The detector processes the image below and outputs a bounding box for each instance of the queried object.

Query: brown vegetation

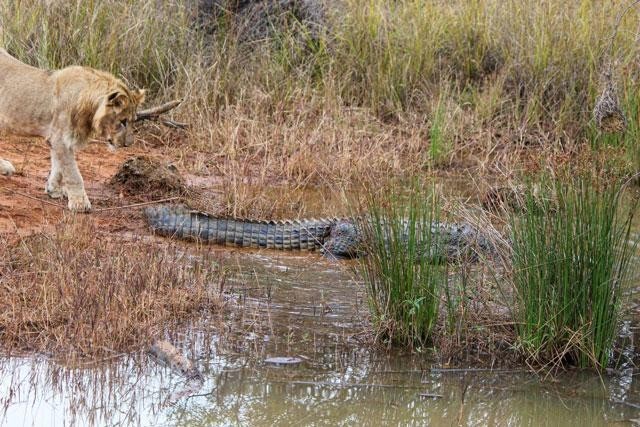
[0,217,222,360]
[1,0,637,214]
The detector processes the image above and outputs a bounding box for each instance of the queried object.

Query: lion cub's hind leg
[0,158,15,176]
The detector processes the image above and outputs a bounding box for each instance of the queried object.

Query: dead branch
[135,99,188,129]
[8,189,65,209]
[158,118,189,129]
[136,99,182,119]
[94,197,181,212]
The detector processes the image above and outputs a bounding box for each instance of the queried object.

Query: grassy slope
[1,0,638,198]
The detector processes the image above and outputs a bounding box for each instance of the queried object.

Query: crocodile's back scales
[145,204,496,260]
[145,205,336,251]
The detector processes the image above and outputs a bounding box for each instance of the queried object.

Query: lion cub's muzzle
[122,132,135,147]
[108,120,135,149]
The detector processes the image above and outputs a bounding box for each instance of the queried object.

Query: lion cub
[0,48,145,212]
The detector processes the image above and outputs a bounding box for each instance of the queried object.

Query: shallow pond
[1,247,639,426]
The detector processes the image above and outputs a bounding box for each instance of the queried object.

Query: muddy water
[1,248,639,427]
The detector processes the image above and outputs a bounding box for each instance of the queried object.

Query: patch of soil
[0,134,215,240]
[110,155,187,197]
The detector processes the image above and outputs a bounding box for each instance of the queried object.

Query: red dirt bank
[0,134,162,239]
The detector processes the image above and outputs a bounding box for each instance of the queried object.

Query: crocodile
[144,204,495,261]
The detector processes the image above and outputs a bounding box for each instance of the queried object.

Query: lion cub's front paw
[67,194,92,213]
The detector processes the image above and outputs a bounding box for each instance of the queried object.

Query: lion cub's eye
[119,119,128,128]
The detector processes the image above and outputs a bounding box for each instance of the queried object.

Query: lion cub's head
[94,88,146,149]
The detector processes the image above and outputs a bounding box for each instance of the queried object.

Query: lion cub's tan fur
[0,48,145,212]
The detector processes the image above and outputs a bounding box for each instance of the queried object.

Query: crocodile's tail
[144,204,336,251]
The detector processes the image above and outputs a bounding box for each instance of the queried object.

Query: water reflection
[1,248,639,426]
[168,352,640,426]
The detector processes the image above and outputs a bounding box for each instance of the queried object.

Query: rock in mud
[264,356,304,366]
[111,156,187,197]
[149,339,204,382]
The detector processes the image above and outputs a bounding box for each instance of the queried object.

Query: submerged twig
[149,340,203,382]
[373,368,527,374]
[429,367,526,374]
[272,380,426,389]
[271,381,424,389]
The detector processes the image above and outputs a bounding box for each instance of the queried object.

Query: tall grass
[359,186,446,348]
[333,1,640,132]
[509,177,637,368]
[0,0,195,93]
[2,1,640,207]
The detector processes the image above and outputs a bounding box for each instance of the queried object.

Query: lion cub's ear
[135,89,146,105]
[106,90,128,109]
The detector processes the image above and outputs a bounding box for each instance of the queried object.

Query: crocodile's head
[320,220,363,259]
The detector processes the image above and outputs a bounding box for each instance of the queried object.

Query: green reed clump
[509,177,637,368]
[360,186,447,348]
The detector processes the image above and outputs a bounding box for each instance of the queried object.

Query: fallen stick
[419,393,444,399]
[8,190,177,212]
[135,99,188,129]
[94,197,180,212]
[137,100,183,118]
[613,399,640,410]
[158,118,189,129]
[8,190,65,209]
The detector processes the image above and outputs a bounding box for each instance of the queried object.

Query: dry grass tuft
[0,217,222,360]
